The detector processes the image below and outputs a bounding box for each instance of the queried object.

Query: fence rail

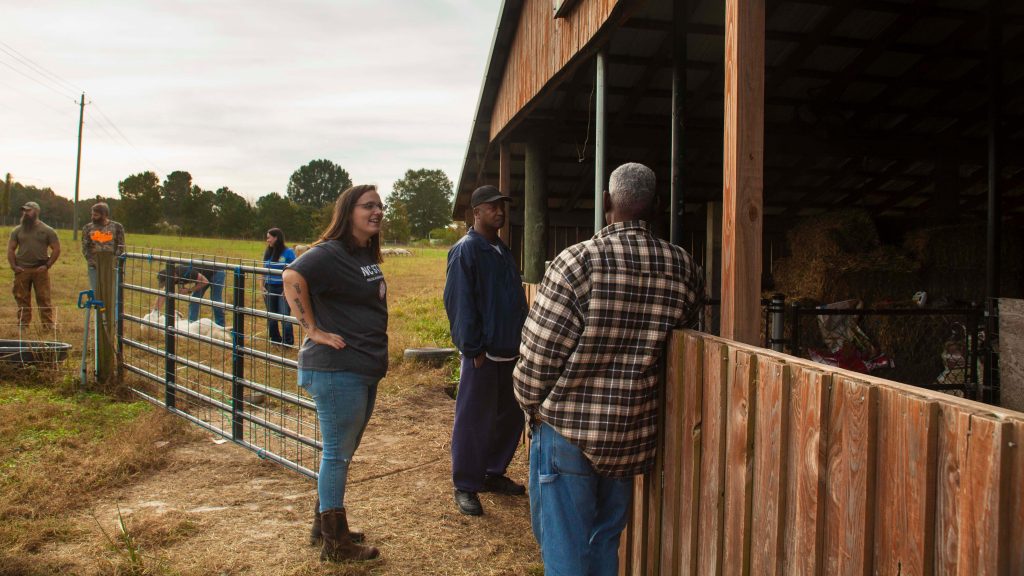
[117,250,320,479]
[619,330,1024,575]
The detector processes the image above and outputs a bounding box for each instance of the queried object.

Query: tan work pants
[12,268,54,330]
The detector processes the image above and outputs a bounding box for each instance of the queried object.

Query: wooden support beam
[721,0,765,345]
[499,141,511,243]
[670,0,687,246]
[595,51,607,233]
[524,137,548,283]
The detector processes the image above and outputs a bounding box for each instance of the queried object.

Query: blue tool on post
[77,290,105,390]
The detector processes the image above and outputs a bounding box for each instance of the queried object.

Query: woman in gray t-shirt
[283,184,387,563]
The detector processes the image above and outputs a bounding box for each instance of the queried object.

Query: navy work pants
[451,356,524,492]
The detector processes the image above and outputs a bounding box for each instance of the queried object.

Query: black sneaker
[481,474,526,496]
[454,489,483,516]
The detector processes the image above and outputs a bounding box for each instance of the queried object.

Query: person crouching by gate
[282,184,386,562]
[262,228,296,346]
[443,185,528,517]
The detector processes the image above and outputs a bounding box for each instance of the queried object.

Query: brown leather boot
[319,508,379,562]
[311,499,364,545]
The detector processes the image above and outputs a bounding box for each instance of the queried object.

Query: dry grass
[1,235,543,574]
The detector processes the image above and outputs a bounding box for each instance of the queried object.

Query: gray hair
[608,163,656,213]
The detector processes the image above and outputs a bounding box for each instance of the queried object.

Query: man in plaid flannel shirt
[513,162,704,576]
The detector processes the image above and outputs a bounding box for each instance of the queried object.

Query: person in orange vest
[81,202,125,291]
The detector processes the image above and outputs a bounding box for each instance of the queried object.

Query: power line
[0,40,83,96]
[90,101,165,175]
[0,55,78,103]
[0,84,77,136]
[84,109,121,142]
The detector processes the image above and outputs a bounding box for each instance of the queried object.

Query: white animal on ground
[382,248,412,256]
[139,309,181,338]
[139,309,230,341]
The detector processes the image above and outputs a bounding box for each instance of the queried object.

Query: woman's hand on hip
[307,327,346,350]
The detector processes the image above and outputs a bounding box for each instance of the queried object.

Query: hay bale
[773,246,920,305]
[785,209,880,261]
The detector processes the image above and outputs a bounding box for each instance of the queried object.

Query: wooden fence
[620,330,1024,576]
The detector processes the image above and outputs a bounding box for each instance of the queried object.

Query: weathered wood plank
[631,474,649,576]
[491,0,626,140]
[645,460,661,575]
[873,388,939,576]
[750,357,790,575]
[677,332,704,576]
[824,376,878,576]
[660,333,686,576]
[934,403,968,575]
[781,366,829,575]
[723,348,757,576]
[620,503,633,576]
[1008,419,1024,576]
[955,413,1011,575]
[697,340,728,575]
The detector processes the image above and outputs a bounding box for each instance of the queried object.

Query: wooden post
[670,0,688,245]
[95,251,116,384]
[595,51,607,233]
[985,0,1002,404]
[499,141,512,243]
[524,137,548,283]
[721,0,765,345]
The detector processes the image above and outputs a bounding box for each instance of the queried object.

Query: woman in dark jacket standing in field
[282,184,387,562]
[262,228,296,346]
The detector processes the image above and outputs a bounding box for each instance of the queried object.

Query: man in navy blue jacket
[444,185,529,516]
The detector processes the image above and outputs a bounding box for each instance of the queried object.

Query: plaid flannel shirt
[513,220,705,477]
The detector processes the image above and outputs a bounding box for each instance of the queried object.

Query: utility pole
[73,92,85,241]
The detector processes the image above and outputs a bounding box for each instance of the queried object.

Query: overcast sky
[0,1,499,203]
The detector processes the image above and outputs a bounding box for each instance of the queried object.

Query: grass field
[0,229,539,576]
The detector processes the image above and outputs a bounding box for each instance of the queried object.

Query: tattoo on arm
[299,319,310,329]
[292,283,301,295]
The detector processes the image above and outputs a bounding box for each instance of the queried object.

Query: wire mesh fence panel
[119,248,320,478]
[0,306,69,365]
[787,304,984,398]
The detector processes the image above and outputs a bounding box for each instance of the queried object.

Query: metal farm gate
[117,251,321,478]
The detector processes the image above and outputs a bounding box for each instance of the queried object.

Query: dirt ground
[34,384,541,575]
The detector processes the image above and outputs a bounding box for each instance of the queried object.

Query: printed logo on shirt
[90,230,114,243]
[361,264,384,282]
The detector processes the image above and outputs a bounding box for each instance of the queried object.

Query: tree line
[2,160,459,244]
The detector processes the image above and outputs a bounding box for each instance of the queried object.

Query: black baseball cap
[470,185,511,208]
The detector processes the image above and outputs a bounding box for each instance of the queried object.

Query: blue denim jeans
[189,270,225,326]
[299,369,379,512]
[263,283,293,345]
[529,422,633,576]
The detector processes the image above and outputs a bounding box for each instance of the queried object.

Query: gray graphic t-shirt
[288,240,388,377]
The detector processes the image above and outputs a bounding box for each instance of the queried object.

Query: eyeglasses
[357,202,386,211]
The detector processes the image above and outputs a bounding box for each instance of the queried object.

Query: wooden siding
[489,0,622,141]
[620,330,1024,576]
